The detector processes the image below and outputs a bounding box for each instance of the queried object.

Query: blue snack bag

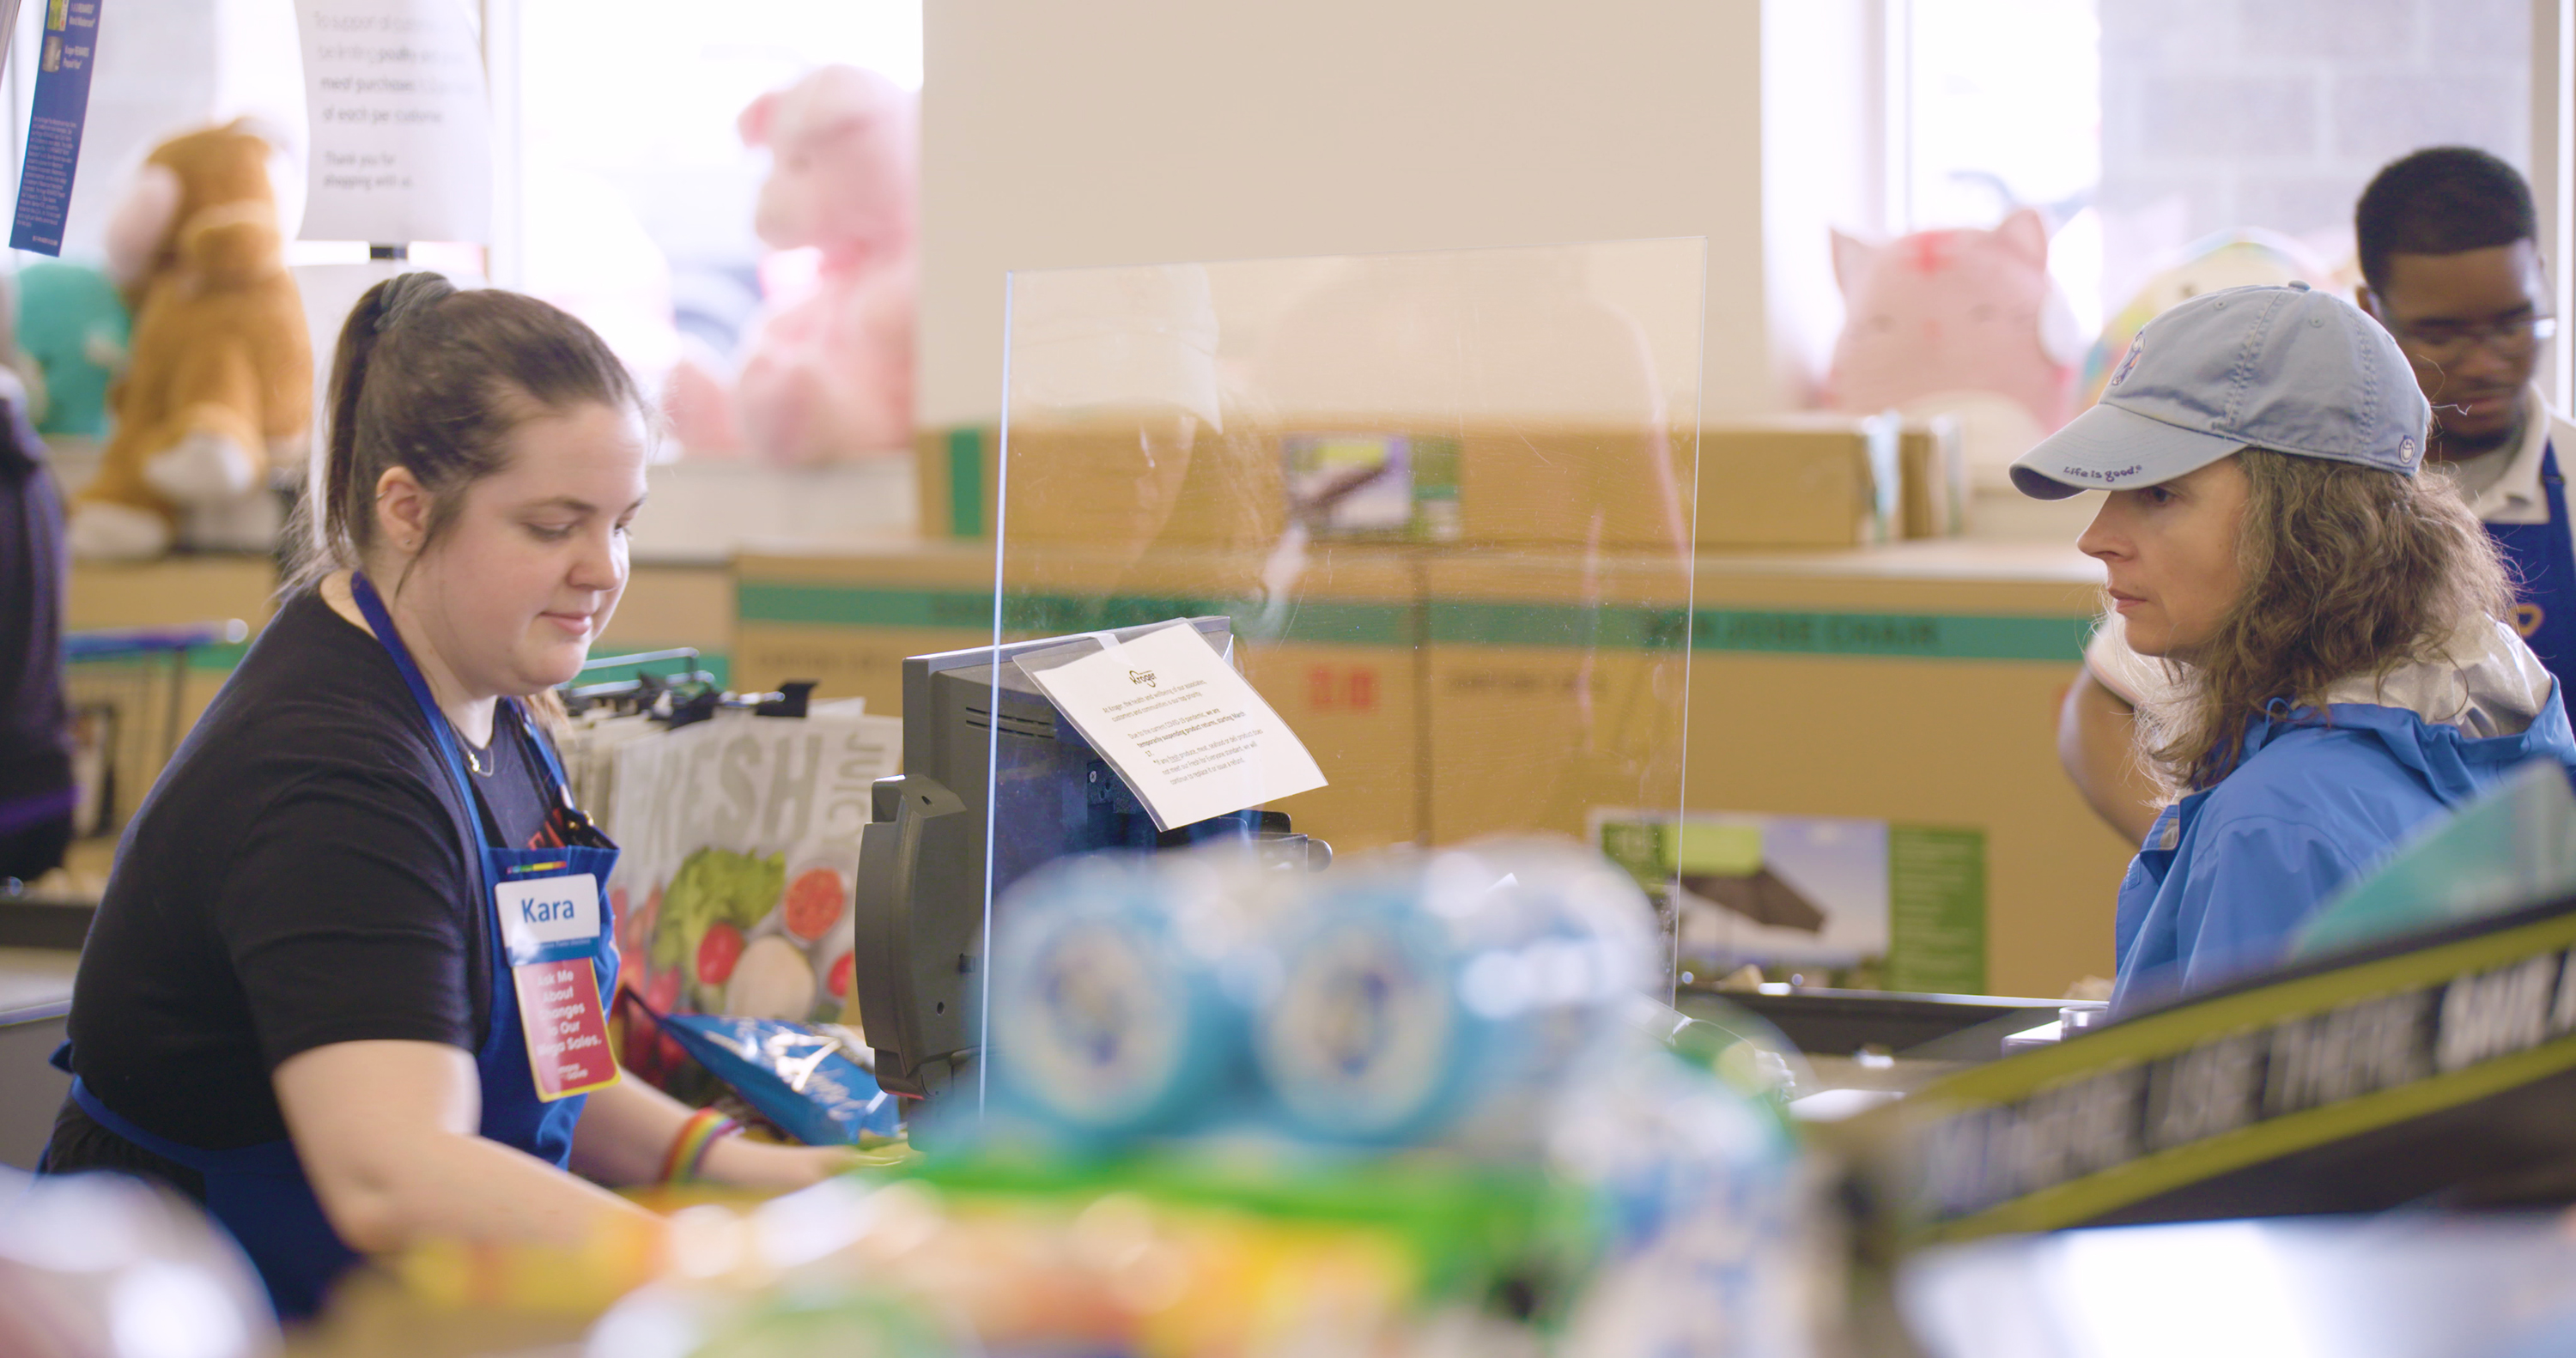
[658,1015,902,1144]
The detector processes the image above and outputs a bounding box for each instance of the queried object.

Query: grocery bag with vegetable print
[598,706,901,1086]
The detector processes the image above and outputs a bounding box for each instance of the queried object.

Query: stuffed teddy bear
[663,64,914,464]
[67,119,311,560]
[1825,208,2086,487]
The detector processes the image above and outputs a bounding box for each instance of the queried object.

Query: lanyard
[349,571,621,1103]
[347,571,606,848]
[349,571,516,848]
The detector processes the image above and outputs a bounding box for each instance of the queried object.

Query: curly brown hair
[2137,448,2511,791]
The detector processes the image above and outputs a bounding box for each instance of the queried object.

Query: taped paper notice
[1022,622,1326,833]
[296,0,491,242]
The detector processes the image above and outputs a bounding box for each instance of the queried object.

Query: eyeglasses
[2382,311,2559,364]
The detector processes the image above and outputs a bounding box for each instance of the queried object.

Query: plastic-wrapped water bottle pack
[988,837,1668,1154]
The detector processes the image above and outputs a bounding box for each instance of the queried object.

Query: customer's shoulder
[2202,721,2439,827]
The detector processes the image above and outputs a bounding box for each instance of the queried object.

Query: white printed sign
[1022,623,1327,833]
[295,0,491,242]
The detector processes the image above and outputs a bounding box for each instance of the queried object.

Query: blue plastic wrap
[659,1015,902,1145]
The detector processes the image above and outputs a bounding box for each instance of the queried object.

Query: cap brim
[2008,401,2250,500]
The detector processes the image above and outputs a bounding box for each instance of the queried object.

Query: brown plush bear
[67,119,312,559]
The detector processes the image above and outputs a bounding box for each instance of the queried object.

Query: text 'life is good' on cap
[2008,282,2429,500]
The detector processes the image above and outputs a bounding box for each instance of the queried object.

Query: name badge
[495,868,618,1101]
[498,870,602,966]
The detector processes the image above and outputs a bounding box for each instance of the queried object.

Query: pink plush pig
[666,64,916,464]
[1825,208,2077,434]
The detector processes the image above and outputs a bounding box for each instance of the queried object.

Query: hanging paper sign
[9,0,104,255]
[294,0,490,243]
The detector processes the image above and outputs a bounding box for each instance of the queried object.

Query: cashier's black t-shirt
[46,585,562,1193]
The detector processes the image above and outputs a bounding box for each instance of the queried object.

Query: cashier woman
[2008,282,2576,1010]
[38,275,849,1318]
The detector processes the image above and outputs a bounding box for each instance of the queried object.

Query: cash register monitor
[850,615,1255,1100]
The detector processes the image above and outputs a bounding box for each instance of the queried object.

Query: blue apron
[56,573,620,1320]
[2492,441,2576,701]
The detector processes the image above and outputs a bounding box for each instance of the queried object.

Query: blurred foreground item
[0,1165,279,1358]
[1838,887,2576,1247]
[1901,1215,2576,1358]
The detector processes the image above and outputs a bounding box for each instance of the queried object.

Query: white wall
[919,0,1770,428]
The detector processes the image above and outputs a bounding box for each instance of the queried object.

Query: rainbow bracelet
[659,1108,741,1185]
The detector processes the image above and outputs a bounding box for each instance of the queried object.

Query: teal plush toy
[16,261,129,439]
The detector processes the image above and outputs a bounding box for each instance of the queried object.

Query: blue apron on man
[52,573,620,1319]
[2489,442,2576,701]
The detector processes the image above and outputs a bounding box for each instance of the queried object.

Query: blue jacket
[2111,688,2576,1011]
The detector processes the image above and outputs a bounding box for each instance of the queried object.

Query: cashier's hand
[698,1136,866,1191]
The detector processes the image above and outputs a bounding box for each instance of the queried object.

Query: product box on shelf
[1683,541,2120,996]
[1418,549,1695,846]
[920,417,1692,555]
[1693,415,1902,550]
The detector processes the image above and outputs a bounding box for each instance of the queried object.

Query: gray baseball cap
[2009,282,2428,500]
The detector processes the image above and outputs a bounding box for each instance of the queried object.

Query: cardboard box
[733,544,999,713]
[963,413,1961,554]
[731,541,1425,853]
[922,417,1694,555]
[1420,551,1695,844]
[755,530,2129,995]
[1693,415,1893,549]
[593,561,736,685]
[1423,541,2129,997]
[67,553,280,632]
[1686,542,2124,996]
[1899,415,1966,540]
[60,555,741,834]
[914,426,995,539]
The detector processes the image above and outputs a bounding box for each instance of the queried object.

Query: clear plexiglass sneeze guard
[957,239,1707,1129]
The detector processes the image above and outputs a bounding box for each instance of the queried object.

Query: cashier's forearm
[570,1075,855,1191]
[274,1040,655,1256]
[340,1125,653,1254]
[568,1075,701,1185]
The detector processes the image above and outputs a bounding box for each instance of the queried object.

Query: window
[1908,0,2530,326]
[512,0,921,399]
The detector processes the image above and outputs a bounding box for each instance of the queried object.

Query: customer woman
[2010,282,2576,1011]
[41,274,848,1319]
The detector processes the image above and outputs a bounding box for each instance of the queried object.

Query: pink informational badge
[496,869,621,1101]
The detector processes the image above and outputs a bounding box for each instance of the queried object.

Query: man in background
[2062,147,2569,845]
